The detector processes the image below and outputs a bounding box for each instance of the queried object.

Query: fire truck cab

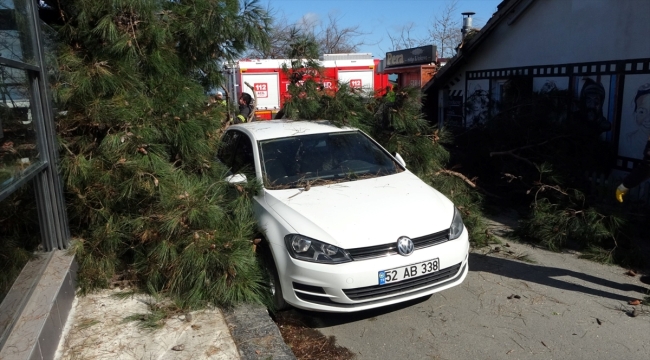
[225,54,389,120]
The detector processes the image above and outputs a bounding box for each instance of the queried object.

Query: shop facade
[379,45,439,89]
[424,0,650,199]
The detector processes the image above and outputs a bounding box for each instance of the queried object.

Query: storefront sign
[385,45,436,68]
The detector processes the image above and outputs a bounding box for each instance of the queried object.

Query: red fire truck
[225,53,390,120]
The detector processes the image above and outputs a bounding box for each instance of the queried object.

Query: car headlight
[449,207,465,240]
[284,234,352,264]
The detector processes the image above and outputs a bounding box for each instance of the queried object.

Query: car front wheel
[268,259,289,311]
[258,242,290,312]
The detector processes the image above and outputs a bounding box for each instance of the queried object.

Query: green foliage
[429,173,490,246]
[517,194,645,267]
[517,195,623,251]
[284,27,320,60]
[45,0,272,308]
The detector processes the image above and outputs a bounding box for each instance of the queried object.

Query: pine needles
[49,0,273,308]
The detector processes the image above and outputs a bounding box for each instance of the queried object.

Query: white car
[217,120,469,312]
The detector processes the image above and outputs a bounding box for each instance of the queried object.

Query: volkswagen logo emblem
[396,236,414,256]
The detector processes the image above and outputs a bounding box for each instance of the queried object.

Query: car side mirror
[226,173,247,184]
[394,153,406,168]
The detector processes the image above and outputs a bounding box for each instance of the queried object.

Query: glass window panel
[0,0,35,64]
[41,21,58,99]
[1,64,40,191]
[0,184,42,344]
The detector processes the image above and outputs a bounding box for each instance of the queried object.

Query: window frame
[0,0,69,251]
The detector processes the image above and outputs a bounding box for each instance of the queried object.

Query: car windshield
[259,131,401,189]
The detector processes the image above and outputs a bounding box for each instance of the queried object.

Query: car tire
[268,258,290,312]
[258,243,290,312]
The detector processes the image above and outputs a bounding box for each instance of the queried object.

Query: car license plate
[378,258,440,285]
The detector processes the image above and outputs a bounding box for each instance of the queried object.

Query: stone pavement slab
[55,289,240,360]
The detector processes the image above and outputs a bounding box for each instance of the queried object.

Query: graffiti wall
[455,59,650,172]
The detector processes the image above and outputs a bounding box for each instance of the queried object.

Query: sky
[260,0,503,58]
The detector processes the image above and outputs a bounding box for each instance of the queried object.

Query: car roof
[228,120,356,141]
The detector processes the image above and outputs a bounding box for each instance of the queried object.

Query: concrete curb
[224,304,296,360]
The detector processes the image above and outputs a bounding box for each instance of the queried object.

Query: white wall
[466,0,650,71]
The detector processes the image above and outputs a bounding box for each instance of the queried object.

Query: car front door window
[230,132,255,176]
[218,130,255,176]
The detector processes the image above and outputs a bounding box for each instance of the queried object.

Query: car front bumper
[272,229,470,312]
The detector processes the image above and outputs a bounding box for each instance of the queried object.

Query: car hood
[263,171,455,249]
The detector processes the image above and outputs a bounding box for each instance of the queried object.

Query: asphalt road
[284,242,650,360]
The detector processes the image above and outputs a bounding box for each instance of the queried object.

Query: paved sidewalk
[55,289,295,360]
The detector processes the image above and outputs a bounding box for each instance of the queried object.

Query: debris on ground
[273,311,355,360]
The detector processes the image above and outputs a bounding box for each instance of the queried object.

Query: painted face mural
[619,81,650,159]
[634,89,650,131]
[465,89,490,126]
[539,80,558,94]
[580,79,605,123]
[576,78,611,134]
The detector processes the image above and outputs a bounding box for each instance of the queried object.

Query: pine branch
[489,135,570,168]
[435,169,477,187]
[435,169,500,198]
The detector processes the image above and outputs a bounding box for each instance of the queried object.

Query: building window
[0,0,36,64]
[1,65,41,190]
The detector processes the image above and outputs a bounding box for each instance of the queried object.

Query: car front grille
[342,262,462,301]
[346,229,450,260]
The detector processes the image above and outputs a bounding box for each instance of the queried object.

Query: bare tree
[317,13,367,54]
[386,22,426,51]
[247,10,370,58]
[427,0,463,58]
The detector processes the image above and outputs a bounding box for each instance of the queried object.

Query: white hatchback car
[217,120,469,312]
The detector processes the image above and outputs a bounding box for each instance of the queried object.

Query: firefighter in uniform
[215,91,226,106]
[616,135,650,202]
[236,93,253,124]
